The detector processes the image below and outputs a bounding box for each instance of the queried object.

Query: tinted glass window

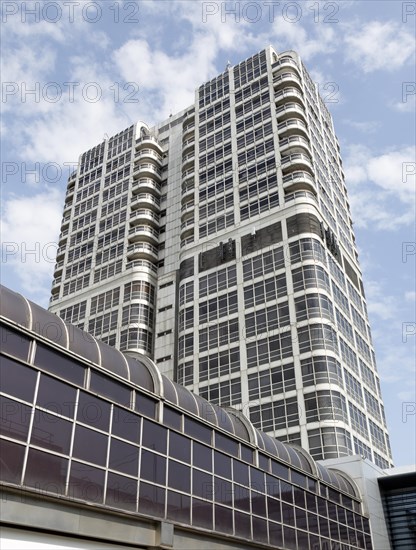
[240,444,254,464]
[193,441,212,471]
[90,371,131,405]
[235,510,251,539]
[139,481,165,517]
[109,438,139,476]
[140,449,166,485]
[250,467,265,493]
[233,459,249,486]
[0,355,37,403]
[31,410,73,454]
[163,406,182,430]
[184,416,212,444]
[0,325,31,361]
[25,449,68,494]
[214,451,231,479]
[193,469,213,500]
[0,395,31,442]
[167,491,190,523]
[135,391,157,418]
[215,504,233,534]
[77,391,111,432]
[106,471,137,511]
[192,498,213,530]
[142,418,167,454]
[169,431,191,463]
[37,374,76,418]
[0,438,25,483]
[73,425,108,466]
[69,461,105,503]
[214,477,232,505]
[34,343,85,385]
[112,406,140,443]
[168,460,190,493]
[215,432,239,456]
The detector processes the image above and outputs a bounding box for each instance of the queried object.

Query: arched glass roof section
[0,283,360,500]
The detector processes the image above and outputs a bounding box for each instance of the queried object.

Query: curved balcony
[182,138,195,155]
[279,135,311,155]
[61,214,71,228]
[180,218,195,239]
[127,242,159,262]
[65,184,75,198]
[180,236,195,249]
[276,102,307,123]
[182,152,195,171]
[131,193,160,212]
[275,87,305,107]
[128,225,159,244]
[285,190,318,205]
[135,136,163,154]
[132,177,161,196]
[183,110,195,126]
[182,124,195,140]
[51,276,62,290]
[58,229,69,244]
[126,259,158,275]
[130,208,159,227]
[133,162,162,181]
[181,200,195,223]
[63,201,72,213]
[181,183,194,203]
[277,118,309,138]
[135,148,163,163]
[53,260,64,276]
[273,71,302,91]
[182,168,194,184]
[282,170,317,194]
[272,56,301,74]
[55,246,66,260]
[281,153,314,175]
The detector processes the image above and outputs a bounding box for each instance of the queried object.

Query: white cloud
[405,291,416,302]
[345,144,416,229]
[342,119,381,134]
[0,189,63,302]
[344,21,415,72]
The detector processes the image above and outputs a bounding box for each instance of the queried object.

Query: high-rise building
[49,47,393,468]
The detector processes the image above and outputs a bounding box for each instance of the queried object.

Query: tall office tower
[50,47,393,467]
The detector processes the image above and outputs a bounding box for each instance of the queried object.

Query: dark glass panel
[72,425,108,466]
[234,510,251,539]
[250,467,265,493]
[283,525,297,549]
[168,460,190,493]
[0,438,25,483]
[193,469,213,500]
[258,453,269,472]
[140,449,166,485]
[0,395,31,441]
[214,477,233,505]
[37,374,76,418]
[318,496,328,516]
[142,418,167,454]
[309,534,320,548]
[163,406,182,430]
[281,501,294,525]
[330,520,340,539]
[269,521,283,546]
[0,325,31,361]
[295,507,307,530]
[305,490,317,512]
[233,459,249,486]
[69,461,105,503]
[106,471,137,511]
[184,416,212,444]
[266,475,280,498]
[215,432,239,456]
[252,516,268,544]
[291,470,307,488]
[271,460,289,480]
[192,498,213,529]
[308,512,319,534]
[138,481,165,517]
[24,448,68,494]
[31,410,72,455]
[297,529,309,549]
[77,391,111,432]
[214,450,231,478]
[267,497,281,522]
[240,444,253,464]
[277,479,292,502]
[112,406,140,443]
[167,490,191,523]
[193,441,212,471]
[215,504,233,534]
[34,343,85,385]
[169,431,191,463]
[234,484,250,512]
[135,391,157,419]
[0,355,36,402]
[294,485,306,508]
[251,490,266,517]
[109,438,139,476]
[90,371,130,406]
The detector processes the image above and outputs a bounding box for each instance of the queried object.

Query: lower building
[1,284,373,549]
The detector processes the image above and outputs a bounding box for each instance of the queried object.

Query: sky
[1,0,415,467]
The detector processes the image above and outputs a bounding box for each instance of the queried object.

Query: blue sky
[1,0,415,466]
